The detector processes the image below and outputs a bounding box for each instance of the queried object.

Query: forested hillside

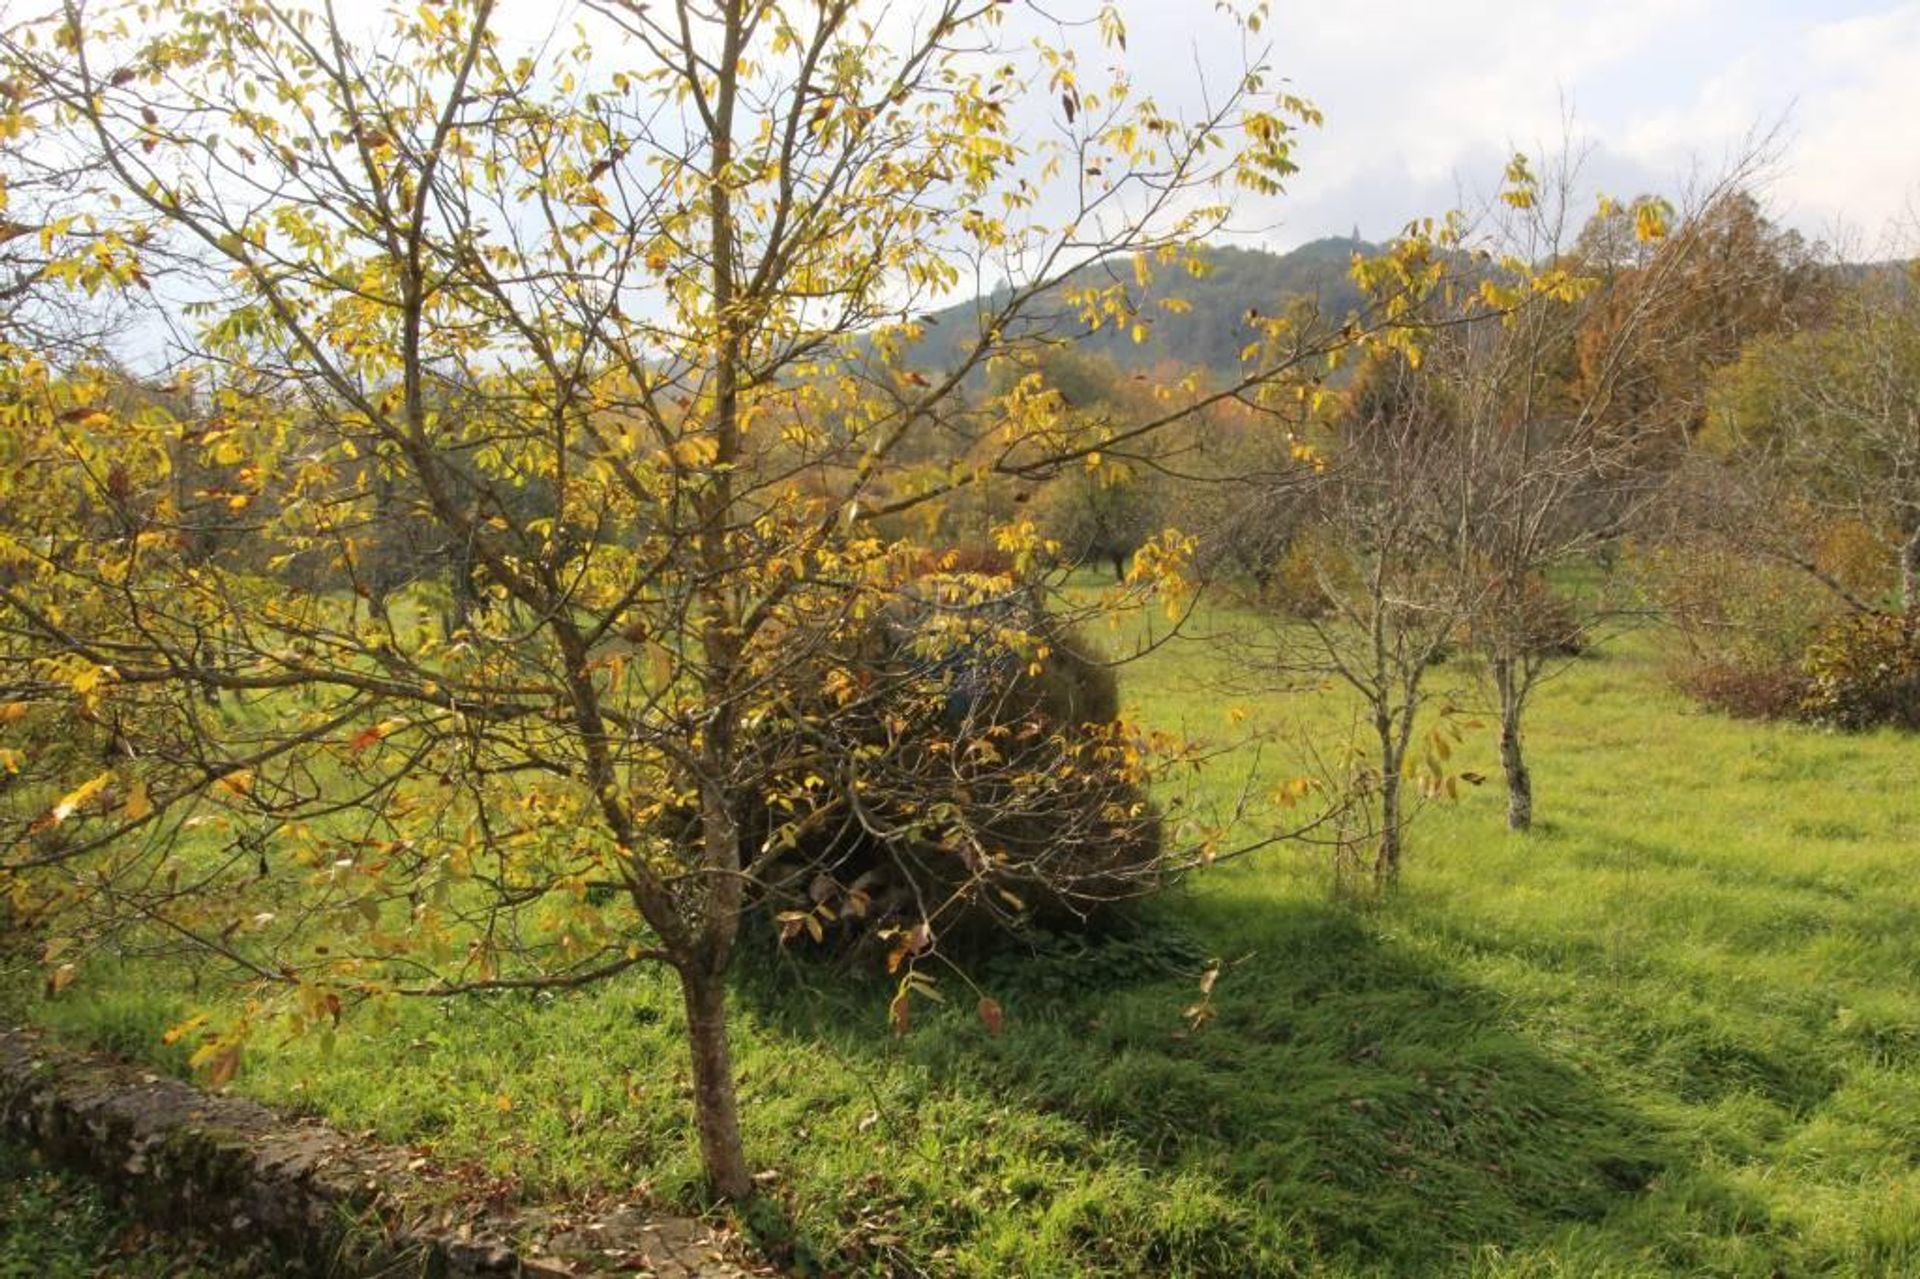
[915,238,1375,379]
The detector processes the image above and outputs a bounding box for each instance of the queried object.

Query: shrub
[1265,535,1336,619]
[909,544,1015,578]
[1513,576,1588,658]
[1800,611,1920,731]
[1672,659,1812,721]
[1632,540,1837,719]
[662,578,1167,960]
[1246,527,1361,620]
[1636,541,1834,669]
[1468,574,1588,662]
[795,591,1163,949]
[1815,517,1902,606]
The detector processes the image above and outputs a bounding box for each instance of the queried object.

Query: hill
[916,237,1377,381]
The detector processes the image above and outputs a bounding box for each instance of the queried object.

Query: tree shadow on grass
[733,895,1694,1276]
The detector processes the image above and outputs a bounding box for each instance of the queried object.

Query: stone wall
[0,1025,748,1277]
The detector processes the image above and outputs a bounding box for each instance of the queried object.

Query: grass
[11,594,1920,1275]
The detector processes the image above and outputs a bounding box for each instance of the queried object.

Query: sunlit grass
[13,587,1920,1275]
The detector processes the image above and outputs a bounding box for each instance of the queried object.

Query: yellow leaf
[1634,202,1668,243]
[162,1013,210,1046]
[70,665,113,697]
[34,771,112,830]
[888,989,911,1036]
[201,1045,242,1089]
[122,779,154,821]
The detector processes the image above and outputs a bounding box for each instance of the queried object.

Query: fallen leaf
[45,963,76,996]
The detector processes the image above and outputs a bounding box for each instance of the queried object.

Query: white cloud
[1781,5,1920,247]
[291,0,1920,252]
[1102,0,1920,251]
[1613,4,1920,245]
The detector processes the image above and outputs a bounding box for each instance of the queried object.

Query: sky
[476,1,1920,259]
[1121,0,1920,256]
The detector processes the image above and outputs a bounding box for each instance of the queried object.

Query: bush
[662,577,1167,960]
[1815,517,1902,605]
[1632,540,1837,719]
[909,544,1015,578]
[1637,541,1833,668]
[1672,659,1812,721]
[797,590,1164,949]
[1264,535,1336,619]
[1800,611,1920,731]
[1513,576,1588,658]
[1467,574,1588,662]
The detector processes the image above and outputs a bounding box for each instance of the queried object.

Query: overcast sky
[477,1,1920,256]
[1136,0,1920,255]
[188,0,1920,264]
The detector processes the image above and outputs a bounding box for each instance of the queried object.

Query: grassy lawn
[11,595,1920,1276]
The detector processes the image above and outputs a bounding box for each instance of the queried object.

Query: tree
[1571,186,1830,452]
[1001,350,1165,578]
[1240,346,1479,882]
[1435,160,1608,833]
[1231,150,1799,854]
[1400,152,1802,832]
[0,0,1411,1200]
[1704,266,1920,616]
[1035,461,1162,578]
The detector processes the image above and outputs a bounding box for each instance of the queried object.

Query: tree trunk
[1375,716,1403,882]
[1494,658,1533,832]
[1902,524,1920,617]
[1375,767,1402,881]
[679,969,753,1203]
[1499,712,1532,833]
[443,539,476,641]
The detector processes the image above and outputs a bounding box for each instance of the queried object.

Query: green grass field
[12,597,1920,1276]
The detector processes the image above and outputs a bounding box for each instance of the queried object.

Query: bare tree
[1436,145,1799,830]
[1239,350,1480,881]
